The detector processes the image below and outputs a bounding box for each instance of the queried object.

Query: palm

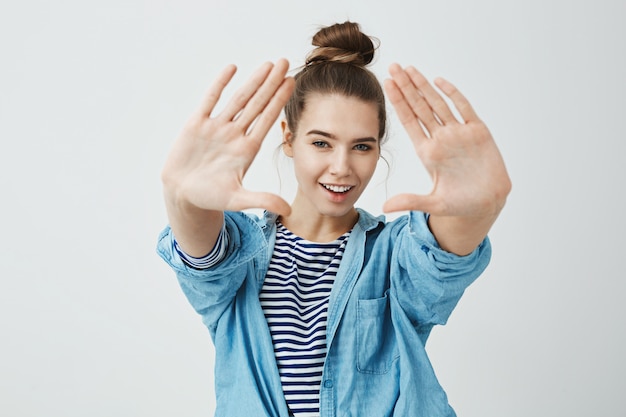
[383,64,510,217]
[162,60,295,215]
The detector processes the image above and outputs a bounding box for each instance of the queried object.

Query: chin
[317,204,357,219]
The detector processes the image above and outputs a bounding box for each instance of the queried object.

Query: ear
[281,120,294,158]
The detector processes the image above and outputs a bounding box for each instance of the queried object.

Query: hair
[284,21,387,143]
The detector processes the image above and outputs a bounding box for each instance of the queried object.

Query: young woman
[157,21,511,417]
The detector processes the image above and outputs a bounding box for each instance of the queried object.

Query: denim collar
[262,208,384,233]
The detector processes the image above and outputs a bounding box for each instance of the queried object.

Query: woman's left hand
[383,64,511,254]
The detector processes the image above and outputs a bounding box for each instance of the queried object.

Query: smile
[321,184,353,193]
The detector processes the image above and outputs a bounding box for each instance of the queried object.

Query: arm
[156,212,269,334]
[161,60,294,257]
[383,64,511,255]
[390,211,492,332]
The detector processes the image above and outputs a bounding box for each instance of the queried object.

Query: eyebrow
[306,129,378,143]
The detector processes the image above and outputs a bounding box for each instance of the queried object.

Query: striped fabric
[174,226,229,269]
[260,223,350,417]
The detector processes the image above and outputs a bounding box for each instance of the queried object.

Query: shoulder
[354,208,387,232]
[223,210,276,234]
[355,208,424,238]
[222,210,277,248]
[356,209,490,259]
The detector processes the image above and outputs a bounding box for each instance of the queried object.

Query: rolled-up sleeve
[391,211,491,329]
[156,212,267,334]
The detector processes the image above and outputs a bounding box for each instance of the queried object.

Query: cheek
[293,155,323,182]
[359,157,379,180]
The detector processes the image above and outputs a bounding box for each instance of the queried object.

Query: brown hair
[284,21,387,142]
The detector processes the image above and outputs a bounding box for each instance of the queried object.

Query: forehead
[297,93,380,139]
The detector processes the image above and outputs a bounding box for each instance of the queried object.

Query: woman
[157,21,511,417]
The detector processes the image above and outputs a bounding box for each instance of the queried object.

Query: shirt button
[323,379,333,388]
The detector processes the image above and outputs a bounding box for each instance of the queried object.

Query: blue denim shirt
[156,209,491,417]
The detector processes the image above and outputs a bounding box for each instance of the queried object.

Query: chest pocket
[356,293,399,374]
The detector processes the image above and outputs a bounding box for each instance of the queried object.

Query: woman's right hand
[161,60,294,256]
[162,59,294,215]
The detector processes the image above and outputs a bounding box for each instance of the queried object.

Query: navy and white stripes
[174,226,229,269]
[260,223,349,417]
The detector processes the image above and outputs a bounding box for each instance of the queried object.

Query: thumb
[231,190,292,217]
[382,193,440,214]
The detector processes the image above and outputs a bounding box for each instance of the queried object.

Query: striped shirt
[175,221,350,417]
[260,223,350,417]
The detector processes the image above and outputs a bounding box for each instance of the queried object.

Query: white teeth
[323,184,352,193]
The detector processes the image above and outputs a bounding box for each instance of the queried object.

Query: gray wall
[1,0,624,415]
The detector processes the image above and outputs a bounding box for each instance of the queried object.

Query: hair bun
[306,21,377,67]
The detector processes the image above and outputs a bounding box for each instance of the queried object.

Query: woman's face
[283,93,380,219]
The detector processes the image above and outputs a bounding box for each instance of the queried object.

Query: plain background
[1,0,625,415]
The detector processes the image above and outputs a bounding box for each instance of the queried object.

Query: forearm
[164,190,224,258]
[428,172,510,256]
[428,211,500,256]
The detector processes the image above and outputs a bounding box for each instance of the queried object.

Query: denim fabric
[156,209,491,417]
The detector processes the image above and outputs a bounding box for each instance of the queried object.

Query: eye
[354,143,372,151]
[312,140,329,148]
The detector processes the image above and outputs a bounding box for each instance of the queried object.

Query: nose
[328,149,351,177]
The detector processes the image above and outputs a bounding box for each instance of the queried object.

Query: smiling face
[282,93,381,226]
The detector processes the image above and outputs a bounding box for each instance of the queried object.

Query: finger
[383,78,428,142]
[388,63,440,134]
[218,61,275,121]
[405,66,457,125]
[434,77,480,123]
[231,190,292,217]
[235,58,291,131]
[382,193,444,214]
[247,77,295,143]
[198,64,237,117]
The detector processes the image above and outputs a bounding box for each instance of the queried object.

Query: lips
[321,183,353,193]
